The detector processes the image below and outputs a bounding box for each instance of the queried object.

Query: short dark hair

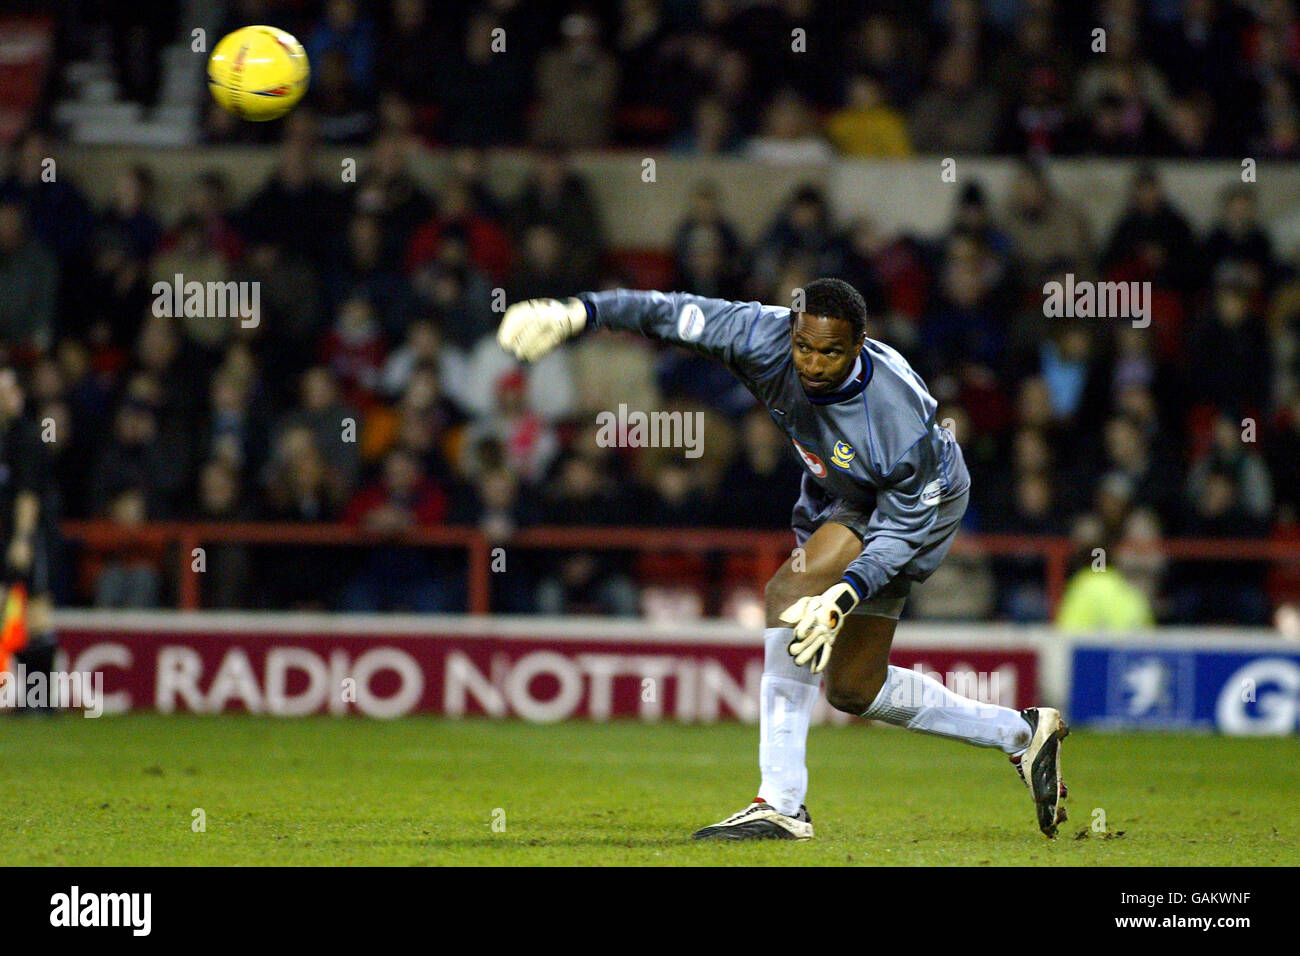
[796,277,868,342]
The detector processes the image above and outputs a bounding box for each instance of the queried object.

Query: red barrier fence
[57,521,1300,614]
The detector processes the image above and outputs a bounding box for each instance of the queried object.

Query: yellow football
[207,25,310,122]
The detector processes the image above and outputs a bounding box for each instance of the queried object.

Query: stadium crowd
[2,0,1298,624]
[69,0,1300,160]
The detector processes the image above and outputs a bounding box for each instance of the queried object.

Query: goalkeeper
[499,280,1070,839]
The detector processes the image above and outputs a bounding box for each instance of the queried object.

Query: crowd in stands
[54,0,1300,158]
[111,0,1300,161]
[3,0,1298,623]
[4,118,1299,623]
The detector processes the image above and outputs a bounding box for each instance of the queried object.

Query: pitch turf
[2,714,1296,866]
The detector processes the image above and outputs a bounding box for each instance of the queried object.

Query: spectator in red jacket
[343,446,446,530]
[404,178,513,282]
[318,296,388,409]
[340,447,457,611]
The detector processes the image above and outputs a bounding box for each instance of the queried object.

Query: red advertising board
[54,618,1039,721]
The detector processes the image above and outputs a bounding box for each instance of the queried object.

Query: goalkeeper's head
[789,278,869,396]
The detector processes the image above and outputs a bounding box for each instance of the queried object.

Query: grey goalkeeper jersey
[577,289,970,602]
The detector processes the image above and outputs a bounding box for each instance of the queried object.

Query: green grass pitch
[3,714,1297,866]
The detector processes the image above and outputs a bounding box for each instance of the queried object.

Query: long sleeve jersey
[578,289,970,601]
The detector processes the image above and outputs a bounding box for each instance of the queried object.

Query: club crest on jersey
[830,441,855,470]
[791,438,827,477]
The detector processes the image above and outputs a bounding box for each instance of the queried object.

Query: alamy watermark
[50,886,150,936]
[0,665,104,717]
[594,403,704,459]
[886,665,1008,716]
[1042,275,1150,328]
[152,273,260,327]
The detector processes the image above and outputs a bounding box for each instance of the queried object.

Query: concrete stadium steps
[54,0,207,147]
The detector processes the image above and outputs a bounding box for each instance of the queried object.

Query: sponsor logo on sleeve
[921,479,943,506]
[678,303,706,341]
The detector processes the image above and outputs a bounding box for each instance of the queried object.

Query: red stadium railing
[57,521,1300,614]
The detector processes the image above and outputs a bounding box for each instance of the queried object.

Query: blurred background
[2,0,1299,637]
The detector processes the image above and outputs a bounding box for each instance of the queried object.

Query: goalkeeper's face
[790,313,862,394]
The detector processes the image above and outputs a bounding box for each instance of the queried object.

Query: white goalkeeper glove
[780,581,859,674]
[497,297,588,362]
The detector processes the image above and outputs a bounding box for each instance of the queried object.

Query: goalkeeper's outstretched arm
[498,290,788,383]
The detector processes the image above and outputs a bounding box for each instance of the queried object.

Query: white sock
[756,626,820,815]
[862,664,1031,754]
